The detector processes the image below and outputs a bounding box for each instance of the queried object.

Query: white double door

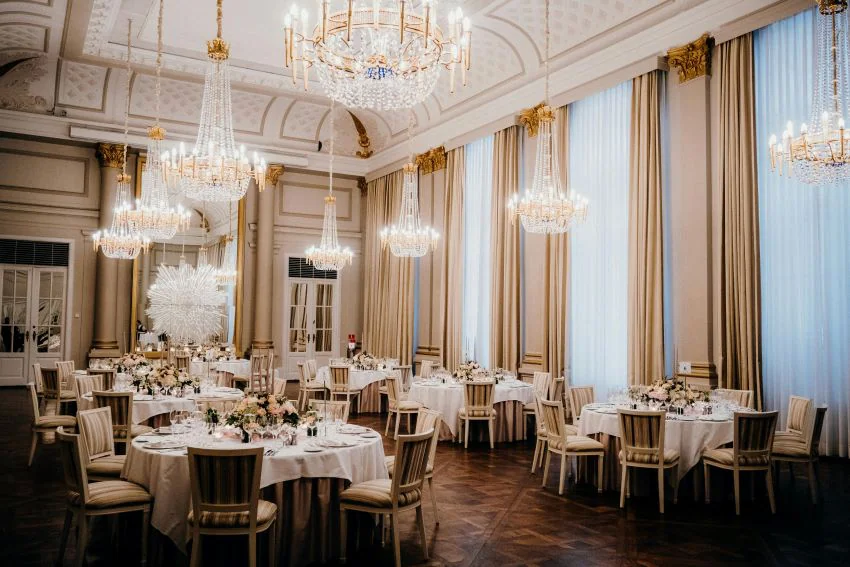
[284,279,340,381]
[0,266,68,385]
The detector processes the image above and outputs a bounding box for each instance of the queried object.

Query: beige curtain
[627,70,665,385]
[362,170,414,364]
[440,147,464,371]
[489,126,522,371]
[544,106,570,378]
[717,34,763,409]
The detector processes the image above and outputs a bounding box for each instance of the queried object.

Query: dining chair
[385,374,422,439]
[192,397,239,414]
[457,380,497,449]
[32,362,45,400]
[550,376,565,407]
[419,360,433,380]
[538,398,605,496]
[86,368,116,391]
[772,406,827,504]
[774,395,813,442]
[42,367,76,415]
[187,446,277,567]
[617,409,681,514]
[568,386,595,426]
[56,427,152,567]
[248,351,274,393]
[175,354,190,371]
[385,408,443,523]
[523,371,551,419]
[329,364,361,408]
[305,359,318,380]
[703,410,779,515]
[713,388,754,409]
[308,398,351,423]
[340,429,433,567]
[56,360,76,388]
[74,375,104,408]
[91,391,153,451]
[27,384,76,468]
[297,361,326,411]
[76,407,126,481]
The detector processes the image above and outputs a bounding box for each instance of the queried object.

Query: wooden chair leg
[394,411,401,440]
[74,514,88,567]
[190,527,202,567]
[268,521,276,567]
[248,532,257,567]
[619,465,628,508]
[391,512,402,567]
[542,450,551,488]
[704,462,711,504]
[339,508,347,563]
[558,453,567,495]
[385,410,392,437]
[766,467,777,514]
[531,439,541,473]
[657,467,665,514]
[427,476,439,525]
[58,509,73,564]
[141,507,150,566]
[597,455,604,493]
[464,419,470,449]
[416,505,428,559]
[733,469,741,516]
[488,419,494,450]
[808,460,819,504]
[406,412,411,434]
[28,431,38,468]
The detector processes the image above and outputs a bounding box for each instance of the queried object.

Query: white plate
[319,439,356,448]
[303,446,323,452]
[146,440,186,450]
[359,432,380,438]
[134,394,154,401]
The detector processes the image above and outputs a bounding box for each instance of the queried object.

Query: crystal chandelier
[93,19,150,260]
[768,1,850,184]
[283,0,472,110]
[165,0,266,201]
[306,99,354,271]
[216,201,239,286]
[508,0,588,234]
[147,260,225,344]
[127,0,189,240]
[380,111,439,257]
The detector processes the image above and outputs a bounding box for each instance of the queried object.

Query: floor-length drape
[718,33,763,409]
[489,126,522,371]
[363,170,414,364]
[627,70,665,385]
[545,106,569,378]
[440,147,464,371]
[755,8,850,456]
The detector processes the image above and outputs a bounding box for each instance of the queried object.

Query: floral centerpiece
[454,360,488,380]
[151,364,193,395]
[628,378,706,408]
[118,353,149,373]
[225,393,300,442]
[352,351,379,370]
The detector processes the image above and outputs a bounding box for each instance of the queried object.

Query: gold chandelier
[508,0,588,234]
[305,99,353,271]
[768,0,850,184]
[215,201,239,286]
[165,0,266,201]
[283,0,472,110]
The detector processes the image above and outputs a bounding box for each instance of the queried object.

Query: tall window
[462,135,494,366]
[755,8,850,457]
[568,82,632,396]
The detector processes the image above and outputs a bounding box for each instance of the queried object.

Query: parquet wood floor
[1,386,847,566]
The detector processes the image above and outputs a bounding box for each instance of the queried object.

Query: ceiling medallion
[283,0,472,110]
[768,1,850,184]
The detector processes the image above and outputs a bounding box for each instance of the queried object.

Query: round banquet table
[316,366,389,413]
[122,429,388,566]
[80,387,244,424]
[211,360,284,392]
[577,404,735,490]
[407,379,535,442]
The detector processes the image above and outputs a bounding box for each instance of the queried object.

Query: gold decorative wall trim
[265,164,284,187]
[517,102,554,137]
[347,111,373,159]
[415,345,441,357]
[677,361,718,390]
[96,143,125,168]
[415,146,447,174]
[358,177,367,196]
[667,33,713,83]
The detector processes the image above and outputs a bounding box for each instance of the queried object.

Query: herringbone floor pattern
[1,387,847,566]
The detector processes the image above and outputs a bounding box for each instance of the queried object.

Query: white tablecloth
[316,366,389,391]
[122,431,387,551]
[578,407,734,479]
[80,388,243,424]
[408,380,535,436]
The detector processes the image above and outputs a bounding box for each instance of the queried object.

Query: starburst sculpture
[146,261,225,344]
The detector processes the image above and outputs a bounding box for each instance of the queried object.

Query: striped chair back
[531,372,551,399]
[175,354,190,371]
[568,386,595,423]
[617,410,666,464]
[75,375,104,405]
[77,407,116,461]
[27,383,42,423]
[786,396,812,436]
[187,447,264,527]
[714,388,754,409]
[462,381,495,417]
[329,365,351,393]
[305,359,318,379]
[297,362,310,387]
[32,363,44,395]
[248,351,273,393]
[309,399,350,423]
[87,368,115,391]
[539,398,569,443]
[549,376,565,403]
[91,391,134,441]
[390,430,433,506]
[419,360,433,379]
[397,365,412,391]
[809,407,828,456]
[41,368,61,400]
[385,373,402,409]
[56,427,91,504]
[56,360,75,387]
[733,411,778,467]
[415,408,442,474]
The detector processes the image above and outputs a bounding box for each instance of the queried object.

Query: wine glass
[169,409,180,436]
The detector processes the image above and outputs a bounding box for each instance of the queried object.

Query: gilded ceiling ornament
[415,146,447,175]
[265,164,284,187]
[518,103,554,138]
[667,33,713,83]
[358,177,368,195]
[347,111,373,159]
[96,143,126,168]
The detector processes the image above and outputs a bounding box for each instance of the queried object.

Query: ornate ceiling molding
[667,33,713,84]
[347,111,373,159]
[415,146,447,175]
[517,102,553,138]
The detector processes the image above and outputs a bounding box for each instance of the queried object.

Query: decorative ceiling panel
[282,100,327,141]
[57,60,107,110]
[0,23,47,52]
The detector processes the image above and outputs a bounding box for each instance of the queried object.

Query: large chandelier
[306,99,354,271]
[93,19,150,260]
[215,201,239,286]
[768,1,850,184]
[508,0,588,234]
[165,0,266,201]
[380,112,439,257]
[147,260,225,344]
[127,0,189,240]
[283,0,472,110]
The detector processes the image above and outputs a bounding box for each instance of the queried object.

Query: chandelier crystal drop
[283,0,472,110]
[165,0,266,201]
[147,260,225,344]
[508,0,588,234]
[305,99,354,271]
[93,19,150,260]
[216,201,239,286]
[768,1,850,184]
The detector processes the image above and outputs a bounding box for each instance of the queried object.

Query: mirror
[129,157,244,354]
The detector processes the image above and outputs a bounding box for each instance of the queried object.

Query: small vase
[194,386,201,394]
[147,387,154,396]
[241,429,251,443]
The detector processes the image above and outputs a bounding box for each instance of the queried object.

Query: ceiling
[1,0,808,181]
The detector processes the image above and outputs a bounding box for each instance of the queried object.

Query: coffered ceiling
[1,0,808,177]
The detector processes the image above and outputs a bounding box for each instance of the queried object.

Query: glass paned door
[284,279,340,381]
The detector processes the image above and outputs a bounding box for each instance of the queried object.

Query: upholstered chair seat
[458,406,496,418]
[703,448,770,467]
[85,455,126,478]
[188,500,277,528]
[27,384,77,468]
[618,448,680,465]
[385,374,421,439]
[340,479,422,508]
[770,439,810,458]
[36,414,78,428]
[68,480,153,508]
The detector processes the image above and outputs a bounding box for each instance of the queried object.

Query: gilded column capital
[265,164,284,187]
[415,146,447,174]
[667,33,714,83]
[517,103,554,137]
[96,143,125,168]
[358,177,368,195]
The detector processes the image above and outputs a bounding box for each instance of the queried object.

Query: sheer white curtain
[755,8,850,457]
[462,135,494,366]
[568,82,632,397]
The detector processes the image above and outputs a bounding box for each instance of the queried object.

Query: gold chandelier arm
[544,0,550,104]
[122,18,132,177]
[217,0,223,40]
[155,0,163,127]
[329,97,335,195]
